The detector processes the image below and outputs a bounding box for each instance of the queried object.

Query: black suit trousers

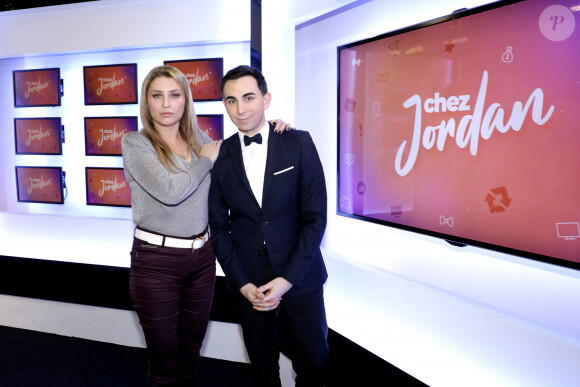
[232,246,329,387]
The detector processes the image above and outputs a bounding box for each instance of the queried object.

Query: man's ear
[263,92,272,110]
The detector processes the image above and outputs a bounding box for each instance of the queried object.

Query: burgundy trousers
[129,236,216,387]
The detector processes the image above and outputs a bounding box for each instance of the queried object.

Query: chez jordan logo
[485,186,512,213]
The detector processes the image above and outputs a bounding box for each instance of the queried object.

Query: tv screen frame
[13,67,62,108]
[83,63,138,105]
[197,114,224,141]
[337,0,580,270]
[15,166,65,204]
[84,116,138,156]
[85,167,131,207]
[163,58,223,102]
[14,117,63,155]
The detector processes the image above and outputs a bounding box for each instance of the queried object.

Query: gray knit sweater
[121,129,213,238]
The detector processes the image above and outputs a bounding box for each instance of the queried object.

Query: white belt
[134,227,210,250]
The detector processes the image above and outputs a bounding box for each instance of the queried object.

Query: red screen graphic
[83,64,138,105]
[164,58,223,101]
[338,0,580,266]
[84,117,138,156]
[197,115,224,141]
[14,118,62,155]
[13,68,61,107]
[85,168,131,207]
[15,167,64,204]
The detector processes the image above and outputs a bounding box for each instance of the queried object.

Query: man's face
[222,75,271,137]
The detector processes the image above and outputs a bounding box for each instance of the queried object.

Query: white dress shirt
[239,121,269,207]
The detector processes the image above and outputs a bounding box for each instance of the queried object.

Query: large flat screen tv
[337,0,580,269]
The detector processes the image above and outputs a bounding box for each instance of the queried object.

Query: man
[208,65,328,387]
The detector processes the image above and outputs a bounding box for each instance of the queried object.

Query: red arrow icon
[485,186,512,213]
[491,186,512,207]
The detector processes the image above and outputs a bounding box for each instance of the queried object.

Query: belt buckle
[192,232,206,251]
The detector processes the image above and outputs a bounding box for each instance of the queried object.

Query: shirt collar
[238,120,269,147]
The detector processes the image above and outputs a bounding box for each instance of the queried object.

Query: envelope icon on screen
[440,215,454,227]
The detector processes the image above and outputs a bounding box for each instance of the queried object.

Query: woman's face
[146,76,186,131]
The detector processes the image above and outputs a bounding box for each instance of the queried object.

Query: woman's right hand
[200,140,222,163]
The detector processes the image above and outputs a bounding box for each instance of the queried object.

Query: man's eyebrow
[224,92,257,101]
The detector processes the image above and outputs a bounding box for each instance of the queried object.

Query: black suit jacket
[209,123,327,296]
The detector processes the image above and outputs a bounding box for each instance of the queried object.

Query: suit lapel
[262,124,280,208]
[227,135,255,198]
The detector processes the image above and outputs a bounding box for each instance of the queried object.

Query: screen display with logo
[164,58,223,101]
[13,68,61,107]
[83,63,138,105]
[84,116,138,156]
[14,117,63,155]
[197,114,224,141]
[15,166,64,204]
[85,167,131,207]
[337,0,580,268]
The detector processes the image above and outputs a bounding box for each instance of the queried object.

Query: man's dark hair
[221,65,268,96]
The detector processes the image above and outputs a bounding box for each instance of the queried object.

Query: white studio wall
[0,0,251,58]
[263,0,580,386]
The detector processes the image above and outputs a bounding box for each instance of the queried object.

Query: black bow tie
[244,133,262,146]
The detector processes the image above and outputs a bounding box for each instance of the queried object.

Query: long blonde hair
[140,65,200,172]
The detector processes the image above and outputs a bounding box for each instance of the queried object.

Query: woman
[122,65,221,386]
[122,65,287,386]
